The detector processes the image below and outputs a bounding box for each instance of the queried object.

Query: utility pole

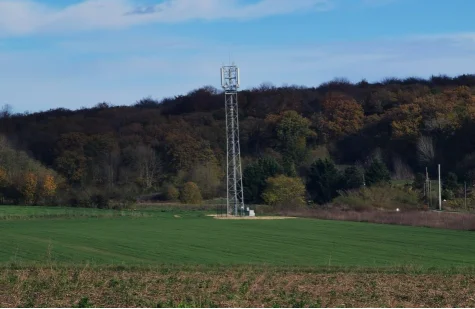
[465,181,467,209]
[424,166,432,209]
[430,180,432,209]
[424,167,429,207]
[438,164,442,211]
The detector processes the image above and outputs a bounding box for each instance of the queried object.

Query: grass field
[0,205,154,220]
[2,205,475,307]
[1,205,475,268]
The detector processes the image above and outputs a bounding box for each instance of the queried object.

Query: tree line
[0,74,475,208]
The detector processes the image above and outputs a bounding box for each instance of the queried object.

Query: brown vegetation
[180,182,203,204]
[277,208,475,231]
[1,266,475,307]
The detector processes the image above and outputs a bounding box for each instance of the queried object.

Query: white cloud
[1,32,474,112]
[0,0,331,36]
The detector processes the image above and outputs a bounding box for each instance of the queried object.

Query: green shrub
[445,198,475,211]
[180,182,203,204]
[333,185,421,211]
[90,193,109,209]
[262,175,306,209]
[165,185,180,201]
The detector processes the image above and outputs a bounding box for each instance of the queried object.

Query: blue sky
[0,0,474,112]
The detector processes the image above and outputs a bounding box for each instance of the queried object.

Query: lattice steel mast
[221,64,245,216]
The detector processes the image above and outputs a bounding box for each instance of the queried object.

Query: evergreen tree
[342,166,364,190]
[365,159,391,186]
[412,172,426,191]
[243,157,283,204]
[445,172,458,192]
[307,158,342,204]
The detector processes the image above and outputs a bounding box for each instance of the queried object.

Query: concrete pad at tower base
[207,214,296,220]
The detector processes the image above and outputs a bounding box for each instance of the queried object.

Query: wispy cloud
[0,0,332,37]
[1,31,474,112]
[360,0,397,6]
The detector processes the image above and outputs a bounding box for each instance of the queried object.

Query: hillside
[1,74,475,207]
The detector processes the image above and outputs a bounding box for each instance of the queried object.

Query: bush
[165,185,180,201]
[90,193,109,209]
[180,182,202,204]
[444,198,475,211]
[333,185,420,211]
[262,175,306,209]
[65,189,86,208]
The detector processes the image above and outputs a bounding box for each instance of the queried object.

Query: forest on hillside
[1,74,475,209]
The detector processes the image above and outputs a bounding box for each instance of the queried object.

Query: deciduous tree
[320,93,364,140]
[262,175,306,208]
[22,172,38,204]
[188,160,222,199]
[42,174,57,199]
[136,145,162,190]
[265,110,314,175]
[391,103,422,139]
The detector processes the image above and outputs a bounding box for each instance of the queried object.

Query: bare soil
[207,214,296,220]
[1,266,475,307]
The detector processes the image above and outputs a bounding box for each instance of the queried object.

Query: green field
[1,206,475,268]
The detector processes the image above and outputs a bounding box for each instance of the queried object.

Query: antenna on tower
[221,63,245,216]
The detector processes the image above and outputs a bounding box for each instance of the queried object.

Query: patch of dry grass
[277,208,475,231]
[1,266,475,307]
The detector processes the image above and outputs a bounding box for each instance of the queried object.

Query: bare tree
[105,148,120,189]
[365,148,383,166]
[392,155,414,180]
[0,104,12,119]
[188,161,222,199]
[136,145,162,190]
[417,136,435,165]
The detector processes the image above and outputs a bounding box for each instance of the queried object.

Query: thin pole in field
[438,164,442,211]
[431,180,433,209]
[465,181,467,209]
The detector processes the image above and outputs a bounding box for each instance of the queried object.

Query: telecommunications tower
[221,64,245,216]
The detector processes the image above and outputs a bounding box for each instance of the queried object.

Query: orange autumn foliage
[0,167,7,187]
[321,93,364,139]
[22,172,38,204]
[42,174,57,198]
[391,104,423,139]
